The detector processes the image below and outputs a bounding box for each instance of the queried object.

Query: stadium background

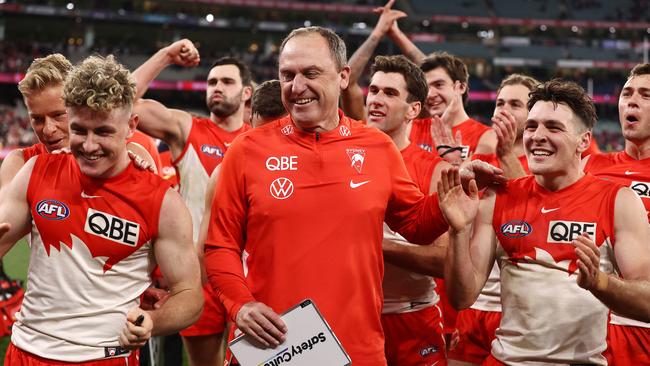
[0,0,648,364]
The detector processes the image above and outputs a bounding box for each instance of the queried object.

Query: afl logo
[501,220,532,238]
[36,199,70,220]
[269,177,294,200]
[201,144,224,158]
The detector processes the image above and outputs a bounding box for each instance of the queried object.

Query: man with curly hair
[1,55,203,365]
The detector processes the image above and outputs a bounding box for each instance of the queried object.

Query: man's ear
[577,129,592,154]
[406,101,421,121]
[127,113,139,139]
[339,65,351,90]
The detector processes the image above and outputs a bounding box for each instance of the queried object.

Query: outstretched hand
[460,160,506,190]
[438,167,479,232]
[371,0,407,37]
[441,80,465,125]
[492,109,518,159]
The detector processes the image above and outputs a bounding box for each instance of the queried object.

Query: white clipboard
[229,299,351,366]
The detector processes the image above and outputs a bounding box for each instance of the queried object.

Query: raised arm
[132,99,192,154]
[132,39,200,100]
[575,187,650,322]
[341,1,406,120]
[438,168,498,309]
[387,17,426,65]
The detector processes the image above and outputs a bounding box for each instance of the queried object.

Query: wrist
[595,271,609,292]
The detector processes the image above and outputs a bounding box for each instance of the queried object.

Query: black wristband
[439,146,463,158]
[435,144,453,151]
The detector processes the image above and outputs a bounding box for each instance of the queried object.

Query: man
[133,50,253,365]
[582,63,650,365]
[365,55,451,365]
[2,55,202,365]
[439,79,650,365]
[3,53,166,186]
[250,79,286,127]
[204,26,451,366]
[448,74,538,366]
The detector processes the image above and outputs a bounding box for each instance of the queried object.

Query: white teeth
[369,111,383,117]
[295,98,314,105]
[532,149,552,157]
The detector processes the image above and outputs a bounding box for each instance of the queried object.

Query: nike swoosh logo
[541,207,559,214]
[625,170,640,175]
[224,142,232,147]
[81,191,101,199]
[349,180,371,189]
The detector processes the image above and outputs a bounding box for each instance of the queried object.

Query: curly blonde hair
[63,55,136,113]
[18,53,72,97]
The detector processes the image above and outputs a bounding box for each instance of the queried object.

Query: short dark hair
[527,79,597,130]
[210,56,252,86]
[497,73,540,95]
[252,80,286,119]
[420,51,469,104]
[370,55,427,104]
[279,26,347,71]
[629,63,650,78]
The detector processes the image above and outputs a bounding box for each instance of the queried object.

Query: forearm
[591,273,650,323]
[348,33,382,85]
[444,228,482,309]
[383,237,447,278]
[149,285,203,336]
[497,152,527,179]
[205,246,256,321]
[389,28,425,65]
[392,193,449,245]
[133,47,172,100]
[341,83,366,121]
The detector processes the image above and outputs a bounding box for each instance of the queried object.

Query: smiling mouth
[531,148,553,157]
[368,110,385,117]
[294,98,315,105]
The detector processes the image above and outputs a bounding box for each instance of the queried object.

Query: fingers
[118,310,152,349]
[385,0,395,9]
[468,179,479,199]
[573,233,600,266]
[237,302,287,348]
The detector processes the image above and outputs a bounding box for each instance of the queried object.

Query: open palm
[438,168,479,231]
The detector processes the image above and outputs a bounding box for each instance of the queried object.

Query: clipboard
[228,299,351,366]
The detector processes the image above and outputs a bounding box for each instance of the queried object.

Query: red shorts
[481,354,506,366]
[381,305,447,366]
[605,323,650,365]
[434,279,458,334]
[448,308,501,363]
[5,343,139,365]
[180,283,226,337]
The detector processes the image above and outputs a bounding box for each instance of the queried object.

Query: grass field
[0,239,30,359]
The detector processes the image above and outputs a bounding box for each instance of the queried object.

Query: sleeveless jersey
[585,151,650,328]
[173,116,250,241]
[410,117,491,159]
[470,153,530,312]
[21,143,47,161]
[383,143,443,314]
[13,153,169,362]
[492,174,620,365]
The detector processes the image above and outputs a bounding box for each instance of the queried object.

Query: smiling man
[204,26,451,366]
[1,55,202,365]
[438,79,650,365]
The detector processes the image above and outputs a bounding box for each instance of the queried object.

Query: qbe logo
[631,181,650,198]
[84,209,140,246]
[266,156,298,171]
[269,177,294,200]
[500,220,532,238]
[547,220,596,244]
[36,199,70,220]
[200,144,224,158]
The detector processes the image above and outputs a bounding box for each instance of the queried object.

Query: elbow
[449,296,474,311]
